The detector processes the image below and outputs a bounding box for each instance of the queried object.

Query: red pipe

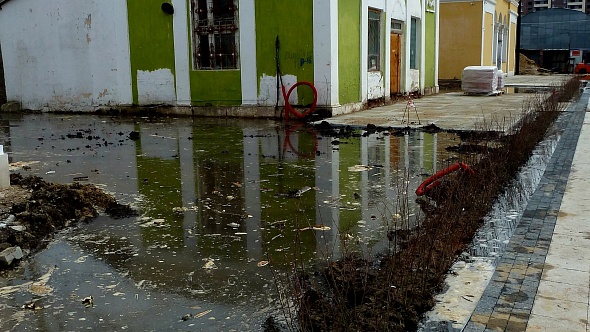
[282,122,318,158]
[416,162,475,196]
[282,81,317,121]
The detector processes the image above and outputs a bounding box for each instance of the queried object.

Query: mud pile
[0,174,135,269]
[519,54,541,75]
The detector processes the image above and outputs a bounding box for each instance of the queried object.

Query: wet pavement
[316,75,571,132]
[462,88,590,331]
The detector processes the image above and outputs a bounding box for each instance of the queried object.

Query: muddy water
[0,114,466,331]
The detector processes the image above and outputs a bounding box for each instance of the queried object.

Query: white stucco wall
[0,0,132,111]
[404,0,424,94]
[313,0,339,107]
[361,0,428,99]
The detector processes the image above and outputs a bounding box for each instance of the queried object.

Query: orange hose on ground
[416,162,475,196]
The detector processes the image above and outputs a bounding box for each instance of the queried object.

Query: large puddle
[0,114,477,331]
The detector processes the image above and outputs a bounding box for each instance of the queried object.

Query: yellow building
[439,0,518,80]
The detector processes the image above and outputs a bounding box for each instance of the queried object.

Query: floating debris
[22,301,42,310]
[172,206,188,214]
[299,225,332,231]
[193,309,212,319]
[294,186,311,197]
[81,296,93,307]
[347,165,372,172]
[139,218,167,228]
[257,260,269,267]
[227,222,240,228]
[30,284,52,295]
[202,260,217,270]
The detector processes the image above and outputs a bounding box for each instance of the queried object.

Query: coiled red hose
[282,81,317,121]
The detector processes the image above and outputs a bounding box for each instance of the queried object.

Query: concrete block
[0,246,23,265]
[0,101,22,112]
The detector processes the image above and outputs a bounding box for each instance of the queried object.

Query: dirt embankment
[519,54,546,75]
[0,174,136,268]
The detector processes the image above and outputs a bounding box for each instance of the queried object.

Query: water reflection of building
[5,115,467,306]
[126,122,459,264]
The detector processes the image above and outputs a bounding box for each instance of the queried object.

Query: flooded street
[0,114,470,331]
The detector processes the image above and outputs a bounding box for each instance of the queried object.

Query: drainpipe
[434,0,440,93]
[515,1,521,75]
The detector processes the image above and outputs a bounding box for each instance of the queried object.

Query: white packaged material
[497,70,505,90]
[461,66,499,93]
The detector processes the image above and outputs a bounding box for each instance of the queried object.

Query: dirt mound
[0,174,136,268]
[519,54,541,75]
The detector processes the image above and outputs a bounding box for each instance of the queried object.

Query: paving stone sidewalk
[463,91,590,331]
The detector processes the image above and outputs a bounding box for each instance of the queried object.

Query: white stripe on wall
[114,0,133,104]
[313,0,339,106]
[172,0,191,105]
[360,0,368,102]
[239,0,258,105]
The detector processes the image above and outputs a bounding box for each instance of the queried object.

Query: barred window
[190,0,239,70]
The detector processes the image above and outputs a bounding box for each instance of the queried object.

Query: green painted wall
[255,0,314,105]
[338,0,361,104]
[127,0,176,105]
[424,11,436,88]
[189,71,242,106]
[133,125,184,248]
[192,125,246,257]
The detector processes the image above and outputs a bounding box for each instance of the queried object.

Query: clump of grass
[267,78,580,331]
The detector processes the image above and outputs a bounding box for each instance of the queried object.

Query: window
[391,20,403,33]
[368,9,381,71]
[410,18,418,69]
[190,0,239,70]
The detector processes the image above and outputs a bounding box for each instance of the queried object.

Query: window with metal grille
[368,9,381,71]
[190,0,239,70]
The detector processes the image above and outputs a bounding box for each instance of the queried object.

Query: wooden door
[390,33,401,95]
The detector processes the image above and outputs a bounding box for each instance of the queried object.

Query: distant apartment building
[521,0,590,15]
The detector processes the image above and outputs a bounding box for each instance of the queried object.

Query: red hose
[416,162,475,196]
[282,122,318,158]
[282,81,317,121]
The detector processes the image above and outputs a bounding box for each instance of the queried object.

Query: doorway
[390,32,401,95]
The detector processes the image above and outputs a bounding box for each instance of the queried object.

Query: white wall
[0,0,132,111]
[313,0,339,107]
[361,0,427,99]
[405,0,424,94]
